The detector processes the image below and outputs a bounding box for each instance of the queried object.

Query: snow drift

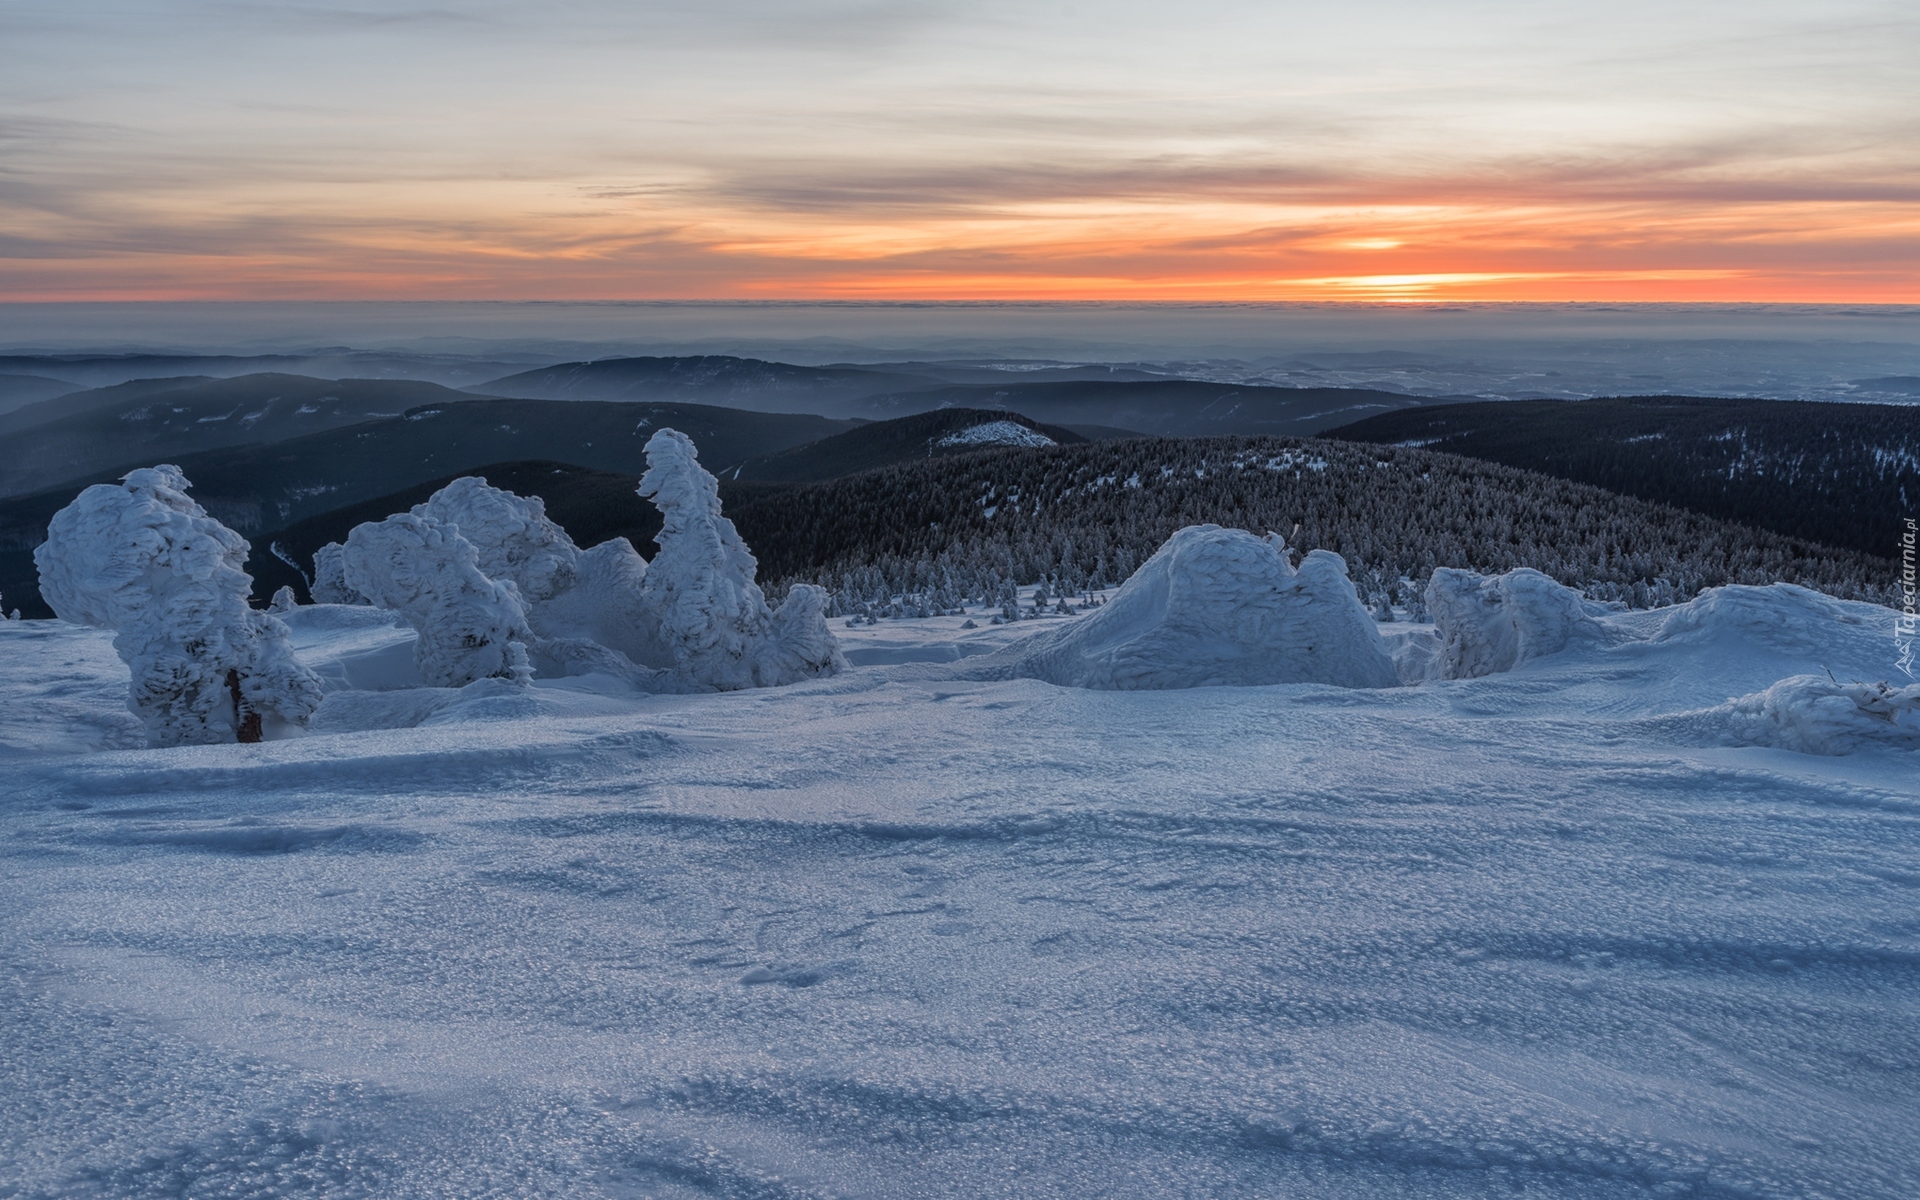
[340,512,536,689]
[1425,567,1609,679]
[33,465,324,746]
[1007,524,1399,690]
[1652,582,1874,654]
[1704,675,1920,755]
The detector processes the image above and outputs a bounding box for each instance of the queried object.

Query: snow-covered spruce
[407,476,668,668]
[33,465,323,746]
[1006,524,1398,690]
[1424,567,1610,680]
[413,476,579,604]
[635,428,843,689]
[310,541,370,605]
[340,512,536,688]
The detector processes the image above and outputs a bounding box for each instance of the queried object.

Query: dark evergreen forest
[1328,396,1920,559]
[723,435,1896,618]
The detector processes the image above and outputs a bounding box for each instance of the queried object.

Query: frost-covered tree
[636,428,842,689]
[341,512,535,688]
[413,476,580,603]
[407,477,668,667]
[311,542,370,605]
[34,465,324,746]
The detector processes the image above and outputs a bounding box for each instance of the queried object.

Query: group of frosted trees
[34,430,842,746]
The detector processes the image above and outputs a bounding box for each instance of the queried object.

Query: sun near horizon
[3,1,1916,305]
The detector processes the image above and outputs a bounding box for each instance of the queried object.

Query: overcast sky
[3,0,1917,301]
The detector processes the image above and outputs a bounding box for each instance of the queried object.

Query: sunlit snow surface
[2,597,1916,1199]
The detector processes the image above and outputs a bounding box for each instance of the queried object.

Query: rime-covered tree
[34,465,323,746]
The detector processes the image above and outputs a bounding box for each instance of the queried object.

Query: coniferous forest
[727,435,1894,616]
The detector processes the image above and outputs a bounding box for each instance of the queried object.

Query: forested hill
[1326,396,1920,559]
[723,436,1893,615]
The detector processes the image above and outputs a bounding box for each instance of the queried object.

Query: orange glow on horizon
[6,186,1918,305]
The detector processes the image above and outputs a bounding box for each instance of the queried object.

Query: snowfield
[2,587,1917,1199]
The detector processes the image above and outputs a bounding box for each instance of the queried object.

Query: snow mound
[937,420,1055,449]
[1653,582,1872,654]
[1426,567,1609,679]
[311,676,552,733]
[310,542,370,605]
[340,512,535,688]
[636,429,843,689]
[1007,524,1398,690]
[33,465,324,746]
[1707,675,1920,755]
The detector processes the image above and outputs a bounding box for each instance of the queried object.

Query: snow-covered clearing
[1,590,1916,1199]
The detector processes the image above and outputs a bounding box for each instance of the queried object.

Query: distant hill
[1326,396,1920,559]
[840,380,1440,436]
[0,374,494,498]
[725,436,1893,615]
[0,399,854,617]
[0,351,540,390]
[818,360,1180,386]
[731,409,1087,483]
[0,373,76,417]
[0,376,216,437]
[473,355,945,411]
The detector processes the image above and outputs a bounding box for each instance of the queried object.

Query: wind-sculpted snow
[1423,567,1611,680]
[637,428,844,689]
[1651,581,1874,655]
[1703,675,1920,755]
[340,511,535,688]
[1005,524,1398,690]
[2,581,1916,1198]
[32,465,323,746]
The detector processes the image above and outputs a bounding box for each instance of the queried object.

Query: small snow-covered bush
[311,542,370,605]
[1715,675,1920,755]
[1008,524,1398,690]
[635,429,842,689]
[1426,567,1607,679]
[34,465,324,746]
[341,512,535,688]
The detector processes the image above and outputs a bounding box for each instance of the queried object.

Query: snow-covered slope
[1,583,1915,1198]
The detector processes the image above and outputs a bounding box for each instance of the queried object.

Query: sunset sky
[4,0,1917,303]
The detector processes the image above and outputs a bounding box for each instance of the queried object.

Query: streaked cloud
[1,0,1916,300]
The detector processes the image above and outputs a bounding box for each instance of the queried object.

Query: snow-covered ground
[2,592,1916,1199]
